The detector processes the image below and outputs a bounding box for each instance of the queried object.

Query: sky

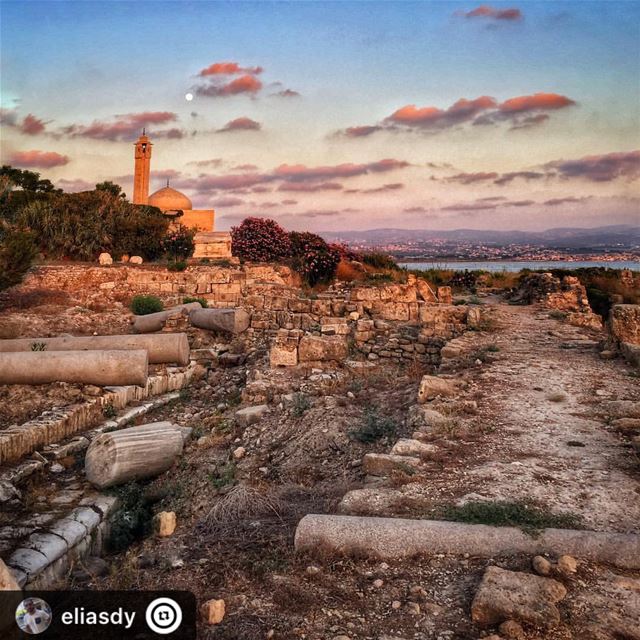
[1,0,639,232]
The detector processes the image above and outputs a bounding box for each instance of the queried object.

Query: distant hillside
[321,224,640,248]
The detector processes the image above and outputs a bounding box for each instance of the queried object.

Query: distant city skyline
[1,1,639,231]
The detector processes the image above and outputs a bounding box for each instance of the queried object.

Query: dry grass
[546,392,567,403]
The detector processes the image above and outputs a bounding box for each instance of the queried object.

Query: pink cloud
[196,74,263,97]
[10,150,69,168]
[57,178,93,192]
[212,196,245,207]
[445,172,499,184]
[199,62,263,76]
[462,5,522,20]
[547,150,640,182]
[277,181,344,192]
[20,114,47,135]
[274,159,409,182]
[499,93,575,113]
[218,117,262,132]
[63,111,178,141]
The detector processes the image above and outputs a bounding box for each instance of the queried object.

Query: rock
[129,255,143,264]
[270,343,298,367]
[0,480,21,504]
[611,418,640,433]
[0,557,21,590]
[235,405,269,427]
[471,566,567,628]
[362,453,422,477]
[406,602,421,615]
[407,405,448,431]
[306,565,321,576]
[233,446,246,460]
[72,556,109,582]
[154,511,177,537]
[416,279,437,303]
[532,555,552,576]
[609,304,640,347]
[417,375,456,403]
[373,579,384,588]
[602,400,640,419]
[200,599,225,625]
[499,619,525,640]
[298,335,348,363]
[390,439,438,458]
[391,600,401,610]
[437,286,453,304]
[98,252,113,265]
[557,555,578,574]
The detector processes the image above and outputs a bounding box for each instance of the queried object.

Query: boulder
[390,439,438,458]
[609,305,640,346]
[129,255,143,265]
[471,566,567,628]
[417,375,456,403]
[298,335,348,362]
[270,343,298,368]
[98,252,113,265]
[603,401,640,419]
[362,453,422,476]
[437,286,453,304]
[407,405,449,431]
[235,405,269,427]
[611,418,640,433]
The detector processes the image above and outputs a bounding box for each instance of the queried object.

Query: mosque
[133,132,232,259]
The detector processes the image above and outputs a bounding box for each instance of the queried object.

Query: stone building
[132,132,232,259]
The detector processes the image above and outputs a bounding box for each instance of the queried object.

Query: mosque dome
[148,186,192,211]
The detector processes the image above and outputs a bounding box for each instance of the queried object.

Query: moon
[185,93,193,101]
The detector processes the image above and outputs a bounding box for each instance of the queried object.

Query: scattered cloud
[277,181,343,192]
[404,206,428,213]
[446,172,499,184]
[62,111,178,141]
[543,196,592,206]
[281,199,298,205]
[196,74,263,97]
[274,159,409,182]
[9,149,69,168]
[546,150,640,182]
[212,196,245,207]
[188,158,224,168]
[218,117,262,132]
[459,5,522,21]
[57,178,93,192]
[1,109,48,135]
[361,182,404,194]
[339,92,575,137]
[493,170,546,185]
[273,89,300,98]
[199,61,263,76]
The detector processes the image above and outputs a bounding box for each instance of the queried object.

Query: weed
[167,260,187,272]
[292,392,311,417]
[183,296,208,307]
[102,402,117,418]
[30,341,47,351]
[349,406,398,443]
[107,482,155,552]
[440,500,582,535]
[549,310,568,320]
[209,462,237,490]
[130,295,163,315]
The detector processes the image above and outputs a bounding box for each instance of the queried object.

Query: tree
[231,217,292,262]
[96,181,126,199]
[0,226,37,291]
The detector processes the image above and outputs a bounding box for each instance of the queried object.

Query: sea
[399,260,640,273]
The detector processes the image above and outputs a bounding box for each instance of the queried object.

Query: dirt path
[454,301,640,533]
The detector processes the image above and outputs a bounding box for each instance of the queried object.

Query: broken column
[85,422,184,489]
[0,333,190,366]
[0,350,148,386]
[189,308,250,334]
[133,302,202,333]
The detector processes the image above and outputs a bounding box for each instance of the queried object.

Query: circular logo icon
[145,597,183,635]
[15,597,53,635]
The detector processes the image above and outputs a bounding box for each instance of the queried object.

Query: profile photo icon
[15,598,52,635]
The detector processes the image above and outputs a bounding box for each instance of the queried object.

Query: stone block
[235,405,269,427]
[270,343,298,368]
[417,375,456,402]
[362,453,422,476]
[298,335,348,362]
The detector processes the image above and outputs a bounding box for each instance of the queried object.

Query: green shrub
[107,482,155,552]
[0,227,37,291]
[183,296,208,307]
[350,407,398,443]
[167,260,187,272]
[292,392,311,417]
[130,295,163,315]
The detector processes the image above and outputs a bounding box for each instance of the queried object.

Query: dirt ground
[66,296,640,639]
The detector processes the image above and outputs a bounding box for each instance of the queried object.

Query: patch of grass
[546,392,567,402]
[167,260,187,272]
[30,341,47,351]
[209,462,237,490]
[130,294,163,315]
[349,406,398,443]
[183,296,208,307]
[440,500,582,535]
[107,482,155,552]
[291,392,311,417]
[549,310,568,320]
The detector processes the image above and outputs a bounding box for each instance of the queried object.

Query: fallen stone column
[133,302,202,333]
[294,515,640,570]
[0,350,148,387]
[85,422,184,489]
[189,308,250,334]
[0,333,190,366]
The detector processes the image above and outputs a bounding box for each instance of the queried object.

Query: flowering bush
[331,242,362,262]
[231,217,291,262]
[289,231,341,286]
[161,224,195,261]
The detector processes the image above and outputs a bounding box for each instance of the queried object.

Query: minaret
[133,130,152,204]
